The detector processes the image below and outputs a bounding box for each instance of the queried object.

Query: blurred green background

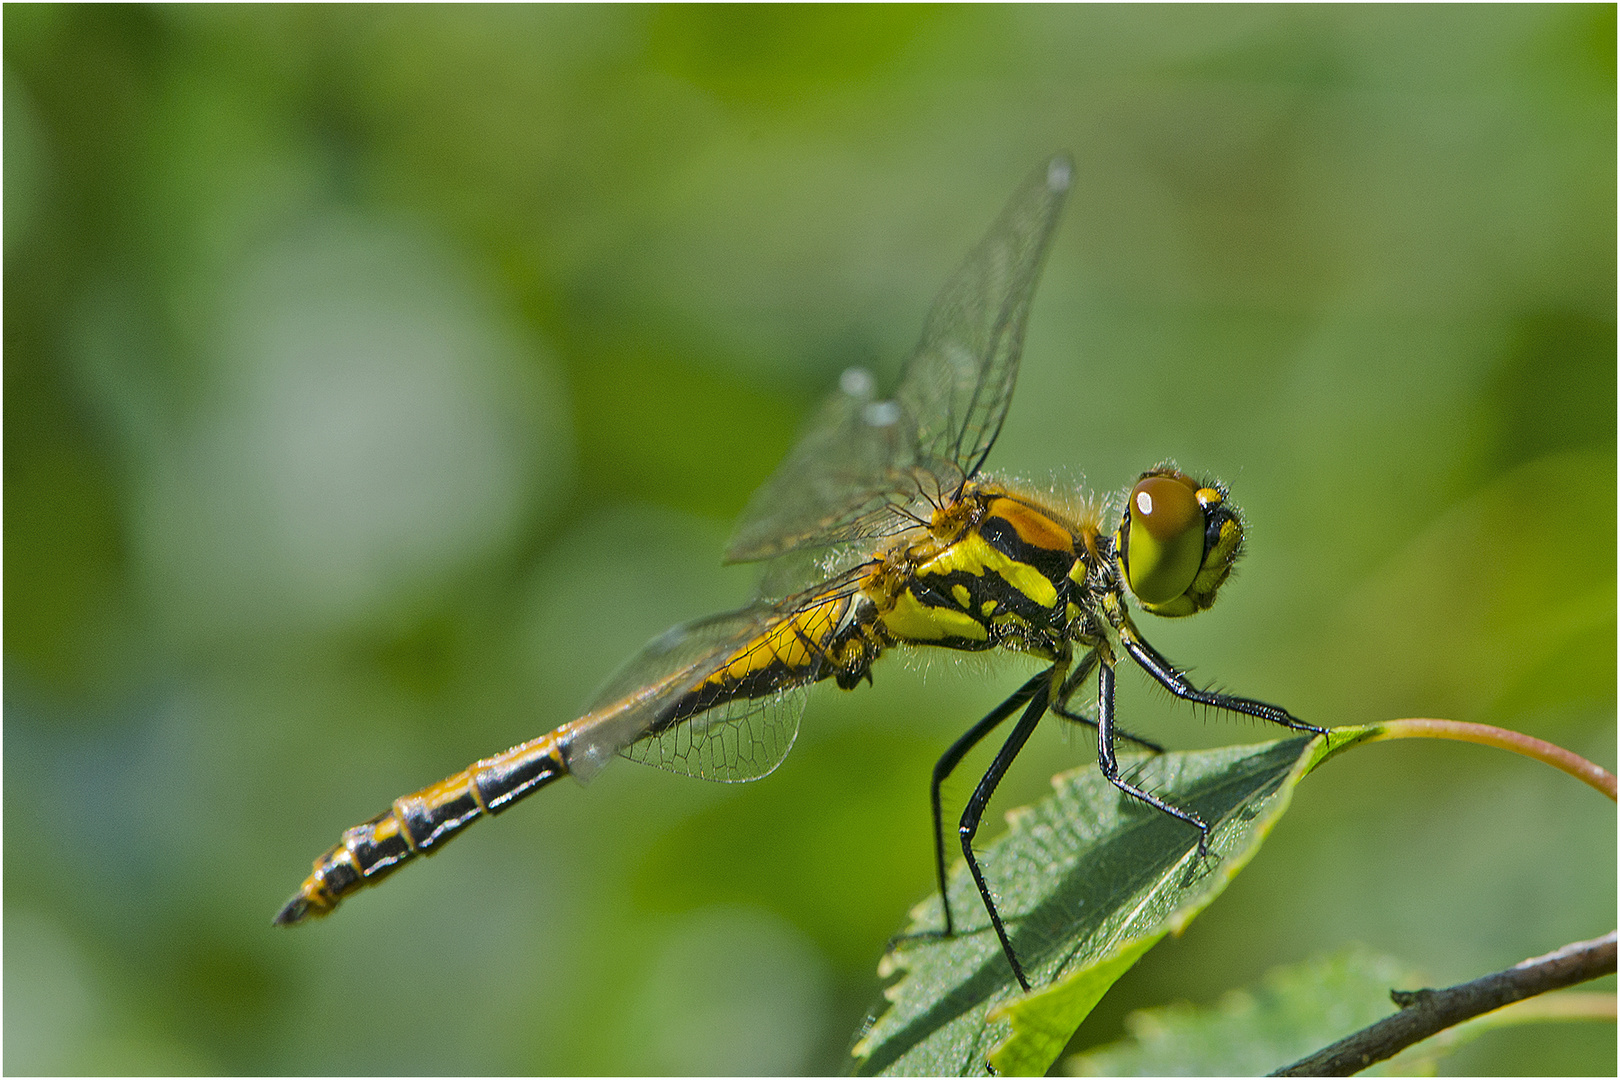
[5,6,1614,1075]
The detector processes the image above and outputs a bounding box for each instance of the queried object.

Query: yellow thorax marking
[917,530,1060,610]
[884,589,989,643]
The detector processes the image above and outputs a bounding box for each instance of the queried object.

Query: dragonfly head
[1115,467,1244,618]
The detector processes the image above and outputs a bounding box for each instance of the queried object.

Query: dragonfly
[275,154,1323,991]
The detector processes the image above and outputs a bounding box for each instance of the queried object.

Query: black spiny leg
[959,682,1050,991]
[930,671,1046,936]
[1050,650,1165,752]
[1120,626,1327,737]
[1096,661,1212,856]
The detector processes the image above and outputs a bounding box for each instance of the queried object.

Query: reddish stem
[1367,719,1616,801]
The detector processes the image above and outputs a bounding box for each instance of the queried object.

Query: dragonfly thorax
[866,484,1099,658]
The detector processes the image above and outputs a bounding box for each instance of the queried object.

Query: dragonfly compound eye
[1124,475,1205,605]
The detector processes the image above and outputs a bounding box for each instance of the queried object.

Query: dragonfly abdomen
[273,731,569,925]
[663,588,881,718]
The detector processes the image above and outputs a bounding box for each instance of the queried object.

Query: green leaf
[850,728,1371,1077]
[1063,947,1427,1077]
[1064,952,1616,1077]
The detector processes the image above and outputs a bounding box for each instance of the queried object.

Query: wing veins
[724,155,1073,570]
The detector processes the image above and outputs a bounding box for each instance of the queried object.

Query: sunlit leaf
[850,729,1370,1076]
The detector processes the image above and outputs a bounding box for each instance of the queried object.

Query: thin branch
[1271,931,1618,1077]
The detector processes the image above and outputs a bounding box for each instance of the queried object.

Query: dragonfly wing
[619,683,806,784]
[724,155,1073,564]
[896,154,1073,479]
[565,586,857,783]
[751,539,892,603]
[724,368,943,564]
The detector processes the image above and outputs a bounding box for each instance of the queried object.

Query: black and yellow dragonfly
[275,155,1323,990]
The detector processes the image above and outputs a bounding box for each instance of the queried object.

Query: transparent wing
[725,154,1073,564]
[751,536,894,604]
[724,367,948,564]
[619,682,805,784]
[896,153,1074,478]
[564,597,831,785]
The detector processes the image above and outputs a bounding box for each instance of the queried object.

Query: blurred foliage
[1066,947,1429,1077]
[1067,950,1616,1078]
[4,6,1613,1075]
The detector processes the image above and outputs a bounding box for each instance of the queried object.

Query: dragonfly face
[1117,467,1245,617]
[276,154,1322,993]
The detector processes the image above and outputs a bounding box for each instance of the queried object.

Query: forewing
[896,153,1073,478]
[724,155,1073,564]
[724,368,945,564]
[564,602,811,784]
[752,538,893,603]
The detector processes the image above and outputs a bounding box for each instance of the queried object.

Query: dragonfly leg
[958,682,1050,992]
[1119,623,1327,737]
[930,671,1045,936]
[1096,662,1211,855]
[1051,700,1164,753]
[1049,648,1163,751]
